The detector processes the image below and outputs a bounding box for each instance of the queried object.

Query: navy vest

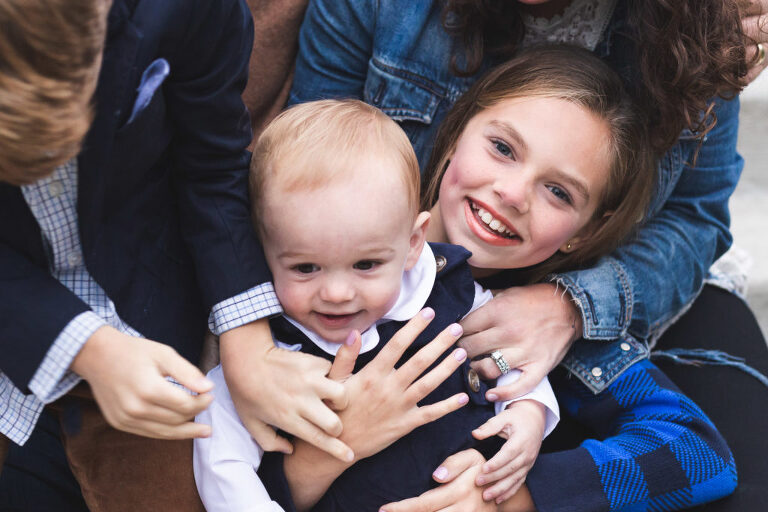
[260,243,503,511]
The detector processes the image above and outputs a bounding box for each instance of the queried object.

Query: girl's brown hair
[441,0,750,155]
[0,0,108,185]
[422,45,655,282]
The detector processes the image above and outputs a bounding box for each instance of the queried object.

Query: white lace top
[521,0,618,51]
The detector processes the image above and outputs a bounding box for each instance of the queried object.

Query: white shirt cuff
[28,311,105,404]
[208,283,283,336]
[495,372,560,439]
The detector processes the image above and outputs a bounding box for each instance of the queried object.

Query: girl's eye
[546,185,572,204]
[293,263,319,274]
[353,260,379,271]
[493,139,514,159]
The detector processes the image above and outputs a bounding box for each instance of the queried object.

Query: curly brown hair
[441,0,750,155]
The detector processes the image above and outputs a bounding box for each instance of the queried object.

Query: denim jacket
[289,0,743,393]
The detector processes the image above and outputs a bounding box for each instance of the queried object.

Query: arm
[525,360,736,511]
[287,0,376,105]
[163,0,351,458]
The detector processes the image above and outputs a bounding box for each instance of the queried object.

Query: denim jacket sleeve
[557,96,743,390]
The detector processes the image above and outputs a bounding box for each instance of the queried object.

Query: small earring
[566,242,572,251]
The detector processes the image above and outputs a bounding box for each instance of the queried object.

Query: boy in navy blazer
[0,0,349,508]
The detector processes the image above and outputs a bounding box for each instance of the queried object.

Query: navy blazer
[0,0,270,392]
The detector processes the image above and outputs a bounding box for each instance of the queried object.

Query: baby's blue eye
[294,263,319,274]
[493,140,513,158]
[547,185,572,204]
[353,260,378,271]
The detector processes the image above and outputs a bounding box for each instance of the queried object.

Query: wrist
[219,318,274,367]
[70,325,120,379]
[545,282,583,342]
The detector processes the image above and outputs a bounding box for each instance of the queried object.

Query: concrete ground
[733,73,768,337]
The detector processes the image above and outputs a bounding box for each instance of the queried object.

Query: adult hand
[334,308,470,461]
[380,449,495,512]
[742,0,768,82]
[219,319,352,461]
[71,325,215,439]
[459,283,581,402]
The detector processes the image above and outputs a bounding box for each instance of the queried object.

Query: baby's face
[436,96,611,273]
[261,165,421,343]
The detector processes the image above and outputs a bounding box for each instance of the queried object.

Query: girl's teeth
[489,219,501,230]
[473,202,517,238]
[481,212,492,224]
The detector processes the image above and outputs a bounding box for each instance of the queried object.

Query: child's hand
[219,319,353,461]
[472,399,546,504]
[71,325,215,439]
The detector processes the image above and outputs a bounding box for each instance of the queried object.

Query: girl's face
[434,96,612,274]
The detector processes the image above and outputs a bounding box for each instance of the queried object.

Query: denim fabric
[289,0,743,392]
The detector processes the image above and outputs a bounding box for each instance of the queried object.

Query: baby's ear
[405,212,431,270]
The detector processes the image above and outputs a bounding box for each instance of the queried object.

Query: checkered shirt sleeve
[527,359,737,511]
[208,282,282,336]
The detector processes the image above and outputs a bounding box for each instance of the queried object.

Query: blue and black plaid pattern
[528,359,737,511]
[2,159,280,445]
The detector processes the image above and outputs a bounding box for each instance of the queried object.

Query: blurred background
[733,71,768,338]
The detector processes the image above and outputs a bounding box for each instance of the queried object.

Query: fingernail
[476,475,486,485]
[421,307,435,319]
[433,466,448,480]
[197,377,214,390]
[449,323,463,336]
[453,348,467,361]
[487,392,498,401]
[458,394,469,404]
[344,330,356,346]
[345,450,355,462]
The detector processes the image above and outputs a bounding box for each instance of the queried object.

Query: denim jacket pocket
[561,334,648,393]
[364,58,444,124]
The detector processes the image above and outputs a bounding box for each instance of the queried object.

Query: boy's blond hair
[0,0,108,185]
[250,99,420,226]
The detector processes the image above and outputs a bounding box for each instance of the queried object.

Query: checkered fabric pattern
[528,359,737,511]
[1,159,280,445]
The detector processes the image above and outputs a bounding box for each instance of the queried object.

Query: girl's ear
[405,211,431,270]
[560,211,613,253]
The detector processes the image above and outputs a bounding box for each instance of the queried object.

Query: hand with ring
[741,0,768,82]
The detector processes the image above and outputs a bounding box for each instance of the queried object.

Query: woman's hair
[441,0,750,155]
[422,45,655,282]
[0,0,108,185]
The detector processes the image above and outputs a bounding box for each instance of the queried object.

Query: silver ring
[490,350,511,375]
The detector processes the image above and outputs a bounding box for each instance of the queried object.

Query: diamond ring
[490,350,511,375]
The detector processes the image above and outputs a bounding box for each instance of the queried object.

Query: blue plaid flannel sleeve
[207,282,282,336]
[527,360,736,511]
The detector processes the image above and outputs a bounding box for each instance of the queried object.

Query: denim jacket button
[591,367,603,378]
[467,368,480,392]
[620,342,631,352]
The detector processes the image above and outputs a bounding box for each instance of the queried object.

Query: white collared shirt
[194,244,559,512]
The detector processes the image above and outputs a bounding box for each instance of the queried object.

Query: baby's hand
[472,399,546,504]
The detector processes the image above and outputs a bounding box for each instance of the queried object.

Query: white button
[620,342,631,352]
[591,367,603,378]
[67,252,82,266]
[48,181,64,197]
